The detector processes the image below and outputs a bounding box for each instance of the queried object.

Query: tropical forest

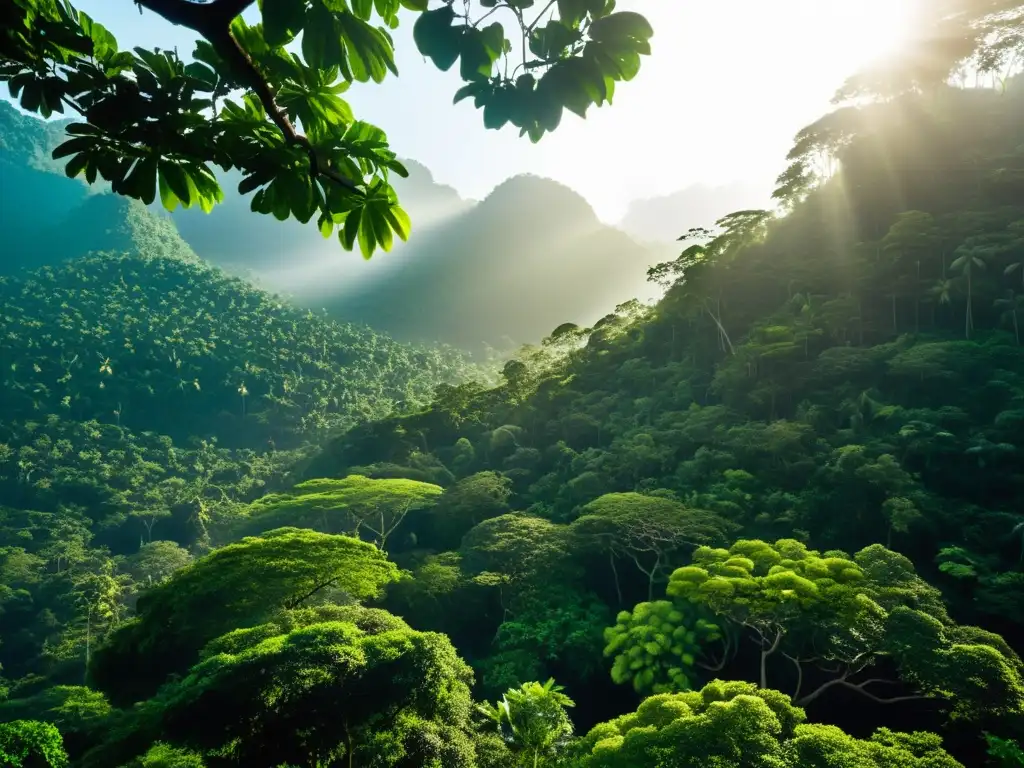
[1,0,1024,767]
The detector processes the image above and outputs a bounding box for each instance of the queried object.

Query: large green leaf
[337,12,397,83]
[302,2,344,71]
[413,5,460,71]
[588,11,653,46]
[261,0,308,47]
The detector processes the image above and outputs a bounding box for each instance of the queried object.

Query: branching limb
[837,678,929,705]
[283,575,341,609]
[698,632,734,673]
[135,0,361,191]
[759,627,784,689]
[783,653,804,702]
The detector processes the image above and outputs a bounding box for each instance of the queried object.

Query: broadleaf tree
[1,0,653,258]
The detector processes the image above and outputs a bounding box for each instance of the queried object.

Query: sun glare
[817,0,917,71]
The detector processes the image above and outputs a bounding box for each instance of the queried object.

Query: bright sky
[58,1,915,221]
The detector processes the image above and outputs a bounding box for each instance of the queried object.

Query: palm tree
[995,290,1024,345]
[479,679,575,768]
[1006,260,1024,290]
[951,246,987,338]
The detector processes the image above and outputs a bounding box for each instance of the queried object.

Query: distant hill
[0,101,196,272]
[0,252,472,449]
[619,181,774,243]
[0,102,672,349]
[170,158,472,279]
[0,98,72,174]
[318,174,672,352]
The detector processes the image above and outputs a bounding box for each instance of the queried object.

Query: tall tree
[242,474,443,550]
[570,492,735,602]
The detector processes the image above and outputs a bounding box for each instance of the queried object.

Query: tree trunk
[966,272,973,339]
[609,552,623,606]
[760,630,784,689]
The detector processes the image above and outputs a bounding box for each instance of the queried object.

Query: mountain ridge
[0,100,678,348]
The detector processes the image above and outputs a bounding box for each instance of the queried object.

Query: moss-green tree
[602,600,724,695]
[243,474,443,549]
[152,619,477,768]
[568,680,965,768]
[570,492,736,603]
[89,527,397,705]
[667,539,1024,720]
[0,720,69,768]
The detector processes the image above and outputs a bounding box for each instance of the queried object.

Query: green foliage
[130,743,205,768]
[495,589,609,684]
[603,600,721,695]
[1,0,650,257]
[3,5,1024,768]
[428,471,512,549]
[88,527,398,705]
[149,619,477,768]
[0,686,112,737]
[0,720,69,768]
[569,680,965,768]
[987,734,1024,768]
[478,678,574,767]
[121,541,192,587]
[242,474,443,548]
[667,539,1024,720]
[571,492,737,600]
[0,253,473,449]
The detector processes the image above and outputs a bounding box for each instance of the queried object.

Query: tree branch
[135,0,361,192]
[698,633,734,673]
[795,669,849,707]
[838,679,929,705]
[783,653,804,702]
[283,575,341,609]
[135,0,255,33]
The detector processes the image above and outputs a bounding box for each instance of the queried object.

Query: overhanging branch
[134,0,361,192]
[134,0,256,34]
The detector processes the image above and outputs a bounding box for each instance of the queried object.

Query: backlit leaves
[413,3,654,142]
[3,0,651,258]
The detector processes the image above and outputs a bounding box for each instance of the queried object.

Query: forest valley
[4,2,1024,768]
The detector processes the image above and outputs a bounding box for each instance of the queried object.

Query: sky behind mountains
[65,0,915,222]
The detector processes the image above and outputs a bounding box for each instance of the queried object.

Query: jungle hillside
[2,1,1024,768]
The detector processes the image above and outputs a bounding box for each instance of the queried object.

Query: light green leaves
[6,0,653,260]
[297,0,397,82]
[0,720,69,768]
[604,600,722,694]
[157,161,224,214]
[336,11,398,83]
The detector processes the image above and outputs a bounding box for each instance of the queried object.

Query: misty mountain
[619,180,774,243]
[318,174,672,352]
[170,158,471,279]
[1,102,671,351]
